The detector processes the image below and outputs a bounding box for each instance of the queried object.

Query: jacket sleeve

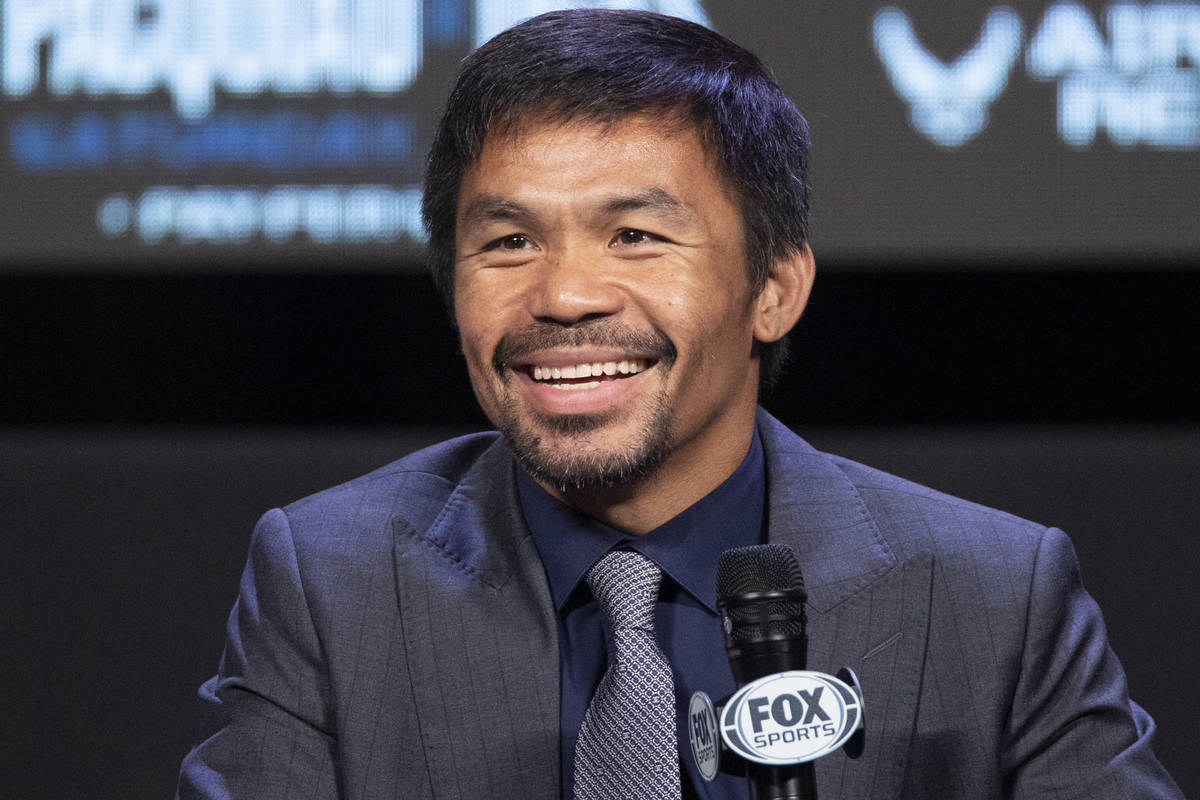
[176,508,340,799]
[1001,527,1183,799]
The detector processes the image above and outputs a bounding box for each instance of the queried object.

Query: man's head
[423,8,813,390]
[424,10,814,527]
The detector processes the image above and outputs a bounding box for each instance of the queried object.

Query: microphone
[717,544,817,800]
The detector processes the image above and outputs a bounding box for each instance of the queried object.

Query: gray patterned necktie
[574,550,682,800]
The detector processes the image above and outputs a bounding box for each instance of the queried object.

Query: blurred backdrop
[3,1,1198,797]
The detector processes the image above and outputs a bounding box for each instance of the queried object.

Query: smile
[509,352,659,415]
[530,358,649,388]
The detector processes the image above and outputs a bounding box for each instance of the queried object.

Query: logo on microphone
[720,670,863,765]
[688,692,721,781]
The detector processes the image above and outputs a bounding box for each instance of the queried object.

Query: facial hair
[489,320,678,492]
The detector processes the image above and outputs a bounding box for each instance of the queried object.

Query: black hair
[422,8,811,389]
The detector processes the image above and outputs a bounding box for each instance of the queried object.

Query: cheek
[456,321,493,376]
[455,290,528,389]
[457,270,527,325]
[453,298,491,371]
[455,276,495,336]
[672,298,759,380]
[651,280,750,342]
[626,266,707,324]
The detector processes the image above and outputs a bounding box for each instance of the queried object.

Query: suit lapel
[760,411,933,800]
[392,440,560,800]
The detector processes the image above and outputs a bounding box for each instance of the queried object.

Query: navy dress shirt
[518,430,765,800]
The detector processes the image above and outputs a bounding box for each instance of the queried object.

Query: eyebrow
[458,194,538,231]
[600,188,693,225]
[457,187,697,232]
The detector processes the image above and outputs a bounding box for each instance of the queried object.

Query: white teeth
[531,358,648,382]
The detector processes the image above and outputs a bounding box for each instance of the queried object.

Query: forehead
[481,106,704,158]
[457,113,737,219]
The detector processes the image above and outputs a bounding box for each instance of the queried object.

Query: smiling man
[177,9,1182,800]
[452,113,808,533]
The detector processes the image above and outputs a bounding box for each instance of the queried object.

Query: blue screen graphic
[1,0,1197,268]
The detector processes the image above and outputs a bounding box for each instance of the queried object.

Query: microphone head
[717,544,805,599]
[717,545,807,668]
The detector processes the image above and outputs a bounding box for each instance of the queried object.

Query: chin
[499,396,674,492]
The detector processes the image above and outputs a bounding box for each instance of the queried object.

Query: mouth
[525,358,652,390]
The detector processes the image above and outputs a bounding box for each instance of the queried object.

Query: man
[177,9,1182,800]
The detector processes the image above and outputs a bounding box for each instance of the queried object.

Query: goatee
[498,391,675,492]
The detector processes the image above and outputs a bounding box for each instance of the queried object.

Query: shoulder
[270,430,505,557]
[759,410,1064,611]
[287,430,501,512]
[759,408,1052,565]
[814,450,1091,647]
[826,452,1050,564]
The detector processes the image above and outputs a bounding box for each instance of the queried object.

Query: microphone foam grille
[717,544,804,599]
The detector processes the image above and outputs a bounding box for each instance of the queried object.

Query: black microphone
[717,544,817,800]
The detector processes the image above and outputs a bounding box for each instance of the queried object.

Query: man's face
[453,114,772,498]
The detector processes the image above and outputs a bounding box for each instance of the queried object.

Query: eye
[494,234,532,250]
[612,229,657,246]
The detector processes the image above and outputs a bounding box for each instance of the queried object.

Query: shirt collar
[518,427,765,613]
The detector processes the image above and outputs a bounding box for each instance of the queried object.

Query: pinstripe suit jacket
[177,410,1182,799]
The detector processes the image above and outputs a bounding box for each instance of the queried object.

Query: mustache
[492,321,677,373]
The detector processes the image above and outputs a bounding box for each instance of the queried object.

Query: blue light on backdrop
[1,1,1197,265]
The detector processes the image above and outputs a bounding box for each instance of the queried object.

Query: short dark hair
[422,8,811,389]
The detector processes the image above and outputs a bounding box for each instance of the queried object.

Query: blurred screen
[2,0,1198,270]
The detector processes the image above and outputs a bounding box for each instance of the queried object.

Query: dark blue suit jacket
[177,410,1182,799]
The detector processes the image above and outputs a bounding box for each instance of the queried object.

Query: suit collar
[757,408,898,613]
[413,435,533,591]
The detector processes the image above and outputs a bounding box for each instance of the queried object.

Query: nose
[526,249,623,325]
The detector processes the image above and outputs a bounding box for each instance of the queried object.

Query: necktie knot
[586,549,662,632]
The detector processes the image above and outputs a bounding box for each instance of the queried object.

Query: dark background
[5,266,1200,428]
[4,0,1200,797]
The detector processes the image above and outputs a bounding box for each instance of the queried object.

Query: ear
[752,243,815,344]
